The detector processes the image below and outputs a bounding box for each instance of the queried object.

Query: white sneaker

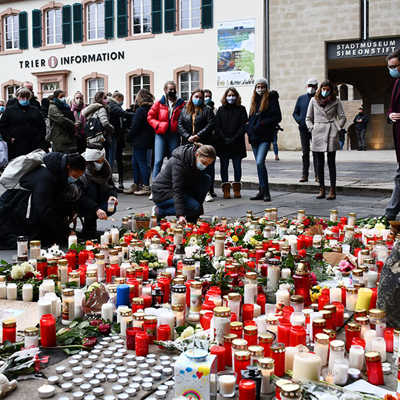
[148,192,153,200]
[205,192,214,202]
[151,205,157,217]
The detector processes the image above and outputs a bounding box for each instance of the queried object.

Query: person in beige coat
[306,80,346,200]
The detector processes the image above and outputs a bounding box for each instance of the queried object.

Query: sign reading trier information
[327,38,400,59]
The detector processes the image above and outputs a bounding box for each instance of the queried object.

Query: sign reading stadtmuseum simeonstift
[327,38,400,59]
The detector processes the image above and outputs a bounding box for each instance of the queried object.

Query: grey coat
[306,97,346,152]
[82,103,114,135]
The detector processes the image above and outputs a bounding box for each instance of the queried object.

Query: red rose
[303,218,311,227]
[311,272,317,286]
[24,272,35,279]
[298,249,307,258]
[98,323,111,334]
[82,337,97,349]
[314,253,323,261]
[90,320,102,327]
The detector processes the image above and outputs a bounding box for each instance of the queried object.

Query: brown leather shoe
[316,187,326,199]
[327,188,336,200]
[299,176,308,182]
[222,183,231,199]
[232,182,241,198]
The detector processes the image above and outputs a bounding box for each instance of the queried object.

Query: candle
[267,262,280,291]
[365,329,377,352]
[365,352,384,385]
[276,289,290,306]
[333,362,349,386]
[38,298,52,320]
[68,233,77,248]
[349,345,364,370]
[111,228,119,244]
[292,352,321,382]
[371,337,386,362]
[366,271,378,288]
[346,287,357,312]
[22,284,33,302]
[218,374,236,397]
[239,379,256,400]
[40,314,56,347]
[6,283,17,300]
[116,284,130,308]
[281,268,291,280]
[2,319,16,343]
[101,303,113,322]
[355,288,372,311]
[214,233,225,258]
[314,333,329,366]
[210,345,226,372]
[259,358,274,395]
[330,287,342,303]
[284,347,298,372]
[0,282,6,299]
[24,327,39,348]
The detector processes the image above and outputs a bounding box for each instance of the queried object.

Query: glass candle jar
[356,316,370,340]
[244,325,258,346]
[277,318,291,346]
[259,357,274,394]
[345,323,361,352]
[365,351,384,385]
[244,272,258,305]
[171,284,186,308]
[86,271,97,286]
[371,337,386,362]
[24,326,39,348]
[328,340,345,373]
[259,332,274,357]
[2,319,16,343]
[314,333,329,366]
[238,379,256,400]
[189,281,202,314]
[248,345,264,366]
[211,345,226,372]
[267,259,281,292]
[61,289,75,325]
[120,310,133,338]
[214,306,231,345]
[394,329,400,353]
[17,236,28,258]
[293,263,311,306]
[135,332,149,357]
[271,343,286,377]
[214,233,225,257]
[276,288,290,307]
[368,309,386,337]
[230,321,243,338]
[172,304,185,328]
[348,212,356,227]
[280,383,302,400]
[58,259,68,286]
[234,351,250,383]
[228,292,241,319]
[232,338,248,369]
[133,312,145,329]
[320,310,334,330]
[182,258,196,281]
[330,209,338,223]
[223,334,237,367]
[68,271,80,288]
[289,325,306,347]
[266,315,279,336]
[29,240,41,260]
[290,295,304,313]
[95,254,106,282]
[40,314,56,347]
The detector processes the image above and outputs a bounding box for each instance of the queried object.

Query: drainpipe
[264,0,270,86]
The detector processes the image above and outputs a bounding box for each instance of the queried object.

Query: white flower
[10,265,24,280]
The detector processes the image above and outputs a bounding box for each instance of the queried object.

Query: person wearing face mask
[0,152,86,249]
[7,81,41,110]
[48,89,77,153]
[0,87,46,160]
[247,78,282,201]
[215,87,248,199]
[152,144,216,224]
[0,100,5,119]
[293,78,319,182]
[71,91,87,154]
[353,106,369,151]
[78,147,118,238]
[203,89,215,112]
[384,49,400,221]
[306,80,346,200]
[82,91,115,147]
[147,81,185,185]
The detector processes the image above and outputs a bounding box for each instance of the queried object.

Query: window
[46,9,62,45]
[41,81,60,94]
[131,74,150,102]
[178,70,199,100]
[6,85,20,99]
[132,0,151,34]
[87,2,105,40]
[179,0,200,30]
[4,15,19,50]
[87,78,104,103]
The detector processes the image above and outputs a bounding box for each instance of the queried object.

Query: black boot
[263,186,271,202]
[117,178,124,193]
[250,187,264,200]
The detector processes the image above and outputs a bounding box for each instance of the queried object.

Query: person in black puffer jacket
[127,89,155,196]
[0,152,86,249]
[152,144,216,224]
[247,78,282,202]
[215,87,248,199]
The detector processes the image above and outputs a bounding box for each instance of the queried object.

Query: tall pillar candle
[355,288,372,311]
[292,352,321,382]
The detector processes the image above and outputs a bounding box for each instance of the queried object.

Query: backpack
[84,114,105,146]
[0,149,45,190]
[0,140,8,169]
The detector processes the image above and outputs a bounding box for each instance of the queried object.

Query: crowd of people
[2,49,400,247]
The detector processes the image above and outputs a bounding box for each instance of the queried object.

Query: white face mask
[307,87,316,95]
[256,88,266,96]
[93,161,103,171]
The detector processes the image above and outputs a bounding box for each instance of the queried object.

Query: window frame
[39,2,65,50]
[46,8,62,45]
[82,72,109,104]
[1,79,22,101]
[131,0,152,35]
[81,0,108,45]
[125,69,154,106]
[174,65,203,101]
[87,1,105,41]
[179,0,201,31]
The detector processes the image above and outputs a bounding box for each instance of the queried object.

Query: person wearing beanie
[247,78,282,201]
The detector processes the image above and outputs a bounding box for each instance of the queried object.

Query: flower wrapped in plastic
[82,282,109,315]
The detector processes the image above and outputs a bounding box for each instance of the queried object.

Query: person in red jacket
[147,81,185,181]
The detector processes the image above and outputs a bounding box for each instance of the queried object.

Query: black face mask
[167,90,177,100]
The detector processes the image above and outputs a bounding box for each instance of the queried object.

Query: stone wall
[369,0,398,37]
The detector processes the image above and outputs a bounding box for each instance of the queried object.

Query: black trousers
[299,125,318,179]
[116,138,124,181]
[315,151,336,188]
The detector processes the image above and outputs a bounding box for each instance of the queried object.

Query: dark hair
[53,89,64,98]
[94,91,106,104]
[221,87,242,106]
[315,80,337,102]
[136,89,154,107]
[204,89,212,97]
[66,153,86,171]
[387,49,400,62]
[185,89,204,115]
[196,144,216,160]
[164,81,177,91]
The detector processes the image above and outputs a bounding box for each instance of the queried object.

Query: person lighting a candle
[77,147,118,239]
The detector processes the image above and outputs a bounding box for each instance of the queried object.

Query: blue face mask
[0,106,4,112]
[204,97,211,105]
[196,159,207,171]
[19,99,29,106]
[389,68,400,79]
[321,90,330,98]
[192,98,203,107]
[68,176,78,184]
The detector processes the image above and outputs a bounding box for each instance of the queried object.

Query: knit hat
[307,78,318,86]
[255,78,268,87]
[82,147,105,162]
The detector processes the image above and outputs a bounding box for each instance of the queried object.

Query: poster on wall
[217,19,256,87]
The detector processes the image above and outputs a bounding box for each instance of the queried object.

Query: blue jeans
[152,131,179,179]
[106,136,117,170]
[156,173,210,220]
[270,133,278,155]
[220,156,242,182]
[252,142,270,189]
[132,148,152,186]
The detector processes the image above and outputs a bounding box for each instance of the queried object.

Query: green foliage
[199,254,215,277]
[281,253,296,272]
[130,250,158,264]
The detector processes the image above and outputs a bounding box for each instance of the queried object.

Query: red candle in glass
[135,332,149,356]
[259,332,274,357]
[384,328,394,353]
[345,323,361,352]
[332,302,344,327]
[37,259,47,277]
[256,293,266,315]
[293,269,312,306]
[277,318,291,346]
[242,304,254,323]
[230,322,243,338]
[210,345,226,372]
[157,324,171,342]
[234,351,250,383]
[312,319,326,342]
[40,314,56,347]
[239,379,256,400]
[200,311,213,330]
[244,326,258,346]
[65,251,77,269]
[304,235,313,248]
[185,280,193,308]
[78,250,90,265]
[223,334,237,367]
[142,294,152,308]
[2,320,16,343]
[46,262,58,277]
[297,236,305,250]
[370,288,377,309]
[365,352,384,385]
[289,325,306,347]
[318,294,330,311]
[282,306,294,320]
[271,343,285,377]
[143,317,157,344]
[126,327,141,350]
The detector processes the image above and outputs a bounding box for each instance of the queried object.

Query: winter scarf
[71,102,86,136]
[84,160,113,189]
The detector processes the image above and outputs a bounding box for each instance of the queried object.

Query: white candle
[120,262,131,278]
[314,333,329,366]
[330,287,342,303]
[349,345,364,370]
[6,283,17,300]
[44,293,59,316]
[0,282,6,299]
[281,268,291,280]
[68,233,77,248]
[333,362,349,385]
[365,330,377,352]
[218,374,235,396]
[285,347,298,372]
[276,289,290,306]
[38,299,52,320]
[366,271,378,288]
[253,304,261,318]
[111,228,119,245]
[102,303,114,322]
[74,289,83,319]
[267,265,280,291]
[244,282,257,304]
[22,284,33,302]
[371,337,386,362]
[292,352,321,382]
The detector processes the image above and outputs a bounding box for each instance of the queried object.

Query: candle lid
[271,343,285,353]
[25,326,39,336]
[143,315,157,323]
[268,258,280,265]
[248,345,264,356]
[352,269,363,277]
[171,304,184,312]
[313,318,326,327]
[320,310,333,320]
[133,312,145,320]
[190,281,202,289]
[368,309,385,319]
[266,315,279,325]
[58,259,68,266]
[228,292,241,301]
[322,329,336,339]
[330,340,345,351]
[214,307,231,318]
[323,304,336,312]
[258,357,274,369]
[215,232,225,240]
[259,332,274,343]
[30,240,41,246]
[2,318,16,327]
[294,263,308,276]
[276,379,292,389]
[290,295,304,304]
[171,284,186,293]
[244,326,257,335]
[315,333,329,345]
[365,351,381,362]
[232,338,247,349]
[230,321,243,330]
[245,272,257,280]
[346,287,358,294]
[132,297,144,304]
[280,383,301,397]
[347,322,361,332]
[355,316,369,325]
[234,350,250,361]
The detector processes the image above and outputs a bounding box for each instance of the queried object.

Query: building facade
[0,0,398,150]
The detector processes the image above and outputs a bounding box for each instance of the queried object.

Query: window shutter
[19,11,28,49]
[32,9,42,48]
[152,0,162,34]
[62,5,72,44]
[164,0,176,33]
[105,0,114,39]
[201,0,212,29]
[73,3,83,43]
[117,0,127,38]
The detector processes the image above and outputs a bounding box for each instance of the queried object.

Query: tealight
[136,357,146,363]
[56,366,67,374]
[93,387,105,397]
[94,363,105,370]
[132,376,142,384]
[142,382,153,391]
[163,367,173,376]
[82,361,93,369]
[83,373,94,380]
[97,373,106,382]
[72,378,84,386]
[89,379,100,387]
[147,359,156,366]
[112,385,124,394]
[47,376,60,385]
[164,381,175,389]
[104,351,113,357]
[118,372,128,379]
[63,372,73,381]
[127,362,137,369]
[151,372,162,381]
[125,388,137,398]
[69,359,80,367]
[80,384,92,393]
[125,355,135,362]
[107,374,118,382]
[103,369,113,375]
[61,382,73,392]
[117,394,129,400]
[140,370,151,377]
[126,368,136,376]
[38,384,56,398]
[138,362,149,370]
[88,355,99,362]
[114,359,124,366]
[158,385,168,391]
[155,391,167,399]
[72,391,84,399]
[102,358,112,364]
[129,383,140,391]
[72,366,83,375]
[73,355,83,360]
[84,396,96,400]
